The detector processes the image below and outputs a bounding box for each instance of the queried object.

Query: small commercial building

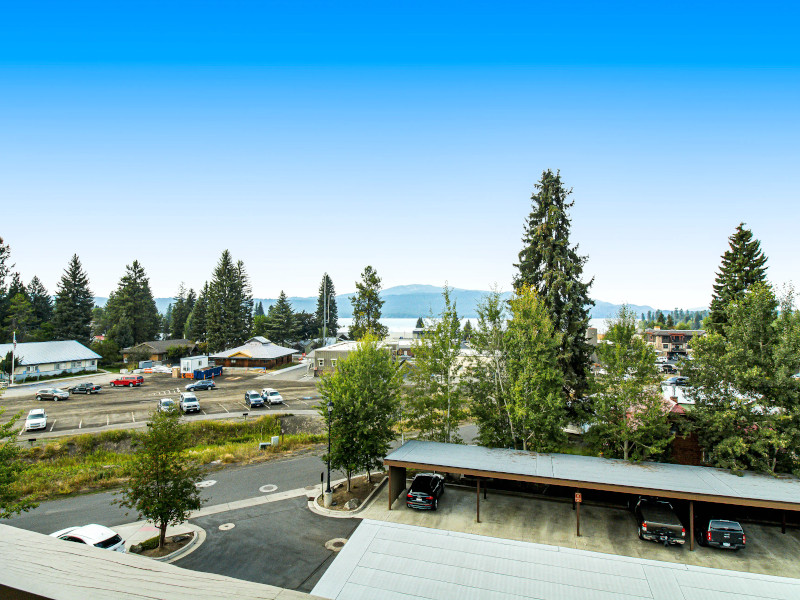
[0,340,101,383]
[210,336,295,369]
[644,328,705,358]
[180,355,209,375]
[311,340,398,376]
[121,339,197,364]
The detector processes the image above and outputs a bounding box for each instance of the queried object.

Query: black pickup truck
[634,498,686,546]
[68,382,101,394]
[697,519,746,550]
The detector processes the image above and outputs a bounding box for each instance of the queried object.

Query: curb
[157,526,206,564]
[308,476,388,518]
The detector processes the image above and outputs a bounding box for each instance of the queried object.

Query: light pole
[326,399,333,494]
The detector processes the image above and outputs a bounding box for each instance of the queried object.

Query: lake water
[339,317,609,335]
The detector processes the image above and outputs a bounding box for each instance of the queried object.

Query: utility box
[181,356,209,376]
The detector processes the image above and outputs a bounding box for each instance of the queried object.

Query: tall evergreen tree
[513,169,594,407]
[708,223,769,335]
[7,272,25,299]
[265,291,297,346]
[415,317,424,329]
[185,283,209,343]
[315,273,339,337]
[349,265,387,340]
[104,260,161,346]
[206,251,253,352]
[254,301,265,317]
[4,293,35,341]
[52,254,94,344]
[170,283,195,340]
[26,276,53,329]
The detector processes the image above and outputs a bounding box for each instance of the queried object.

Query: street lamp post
[326,399,333,494]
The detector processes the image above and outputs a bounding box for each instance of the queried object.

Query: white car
[50,524,126,553]
[261,388,284,405]
[25,409,47,431]
[179,392,201,413]
[157,398,177,413]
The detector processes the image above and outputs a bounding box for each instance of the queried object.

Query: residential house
[644,328,705,359]
[0,340,101,383]
[210,336,295,369]
[122,339,198,364]
[311,340,398,376]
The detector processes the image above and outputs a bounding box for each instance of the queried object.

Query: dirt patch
[317,472,385,511]
[138,532,195,558]
[281,414,325,435]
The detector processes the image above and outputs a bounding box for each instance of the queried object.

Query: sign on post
[575,492,582,503]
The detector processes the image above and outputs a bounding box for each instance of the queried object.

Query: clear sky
[1,1,798,308]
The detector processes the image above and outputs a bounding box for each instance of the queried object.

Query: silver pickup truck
[634,498,686,546]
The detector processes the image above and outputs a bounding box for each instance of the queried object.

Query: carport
[384,440,800,551]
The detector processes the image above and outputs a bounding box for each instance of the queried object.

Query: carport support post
[388,466,406,510]
[689,500,694,551]
[782,511,786,534]
[576,496,580,537]
[476,478,481,523]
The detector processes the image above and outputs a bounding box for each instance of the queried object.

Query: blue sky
[1,1,798,308]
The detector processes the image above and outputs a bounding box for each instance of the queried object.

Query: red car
[110,376,143,387]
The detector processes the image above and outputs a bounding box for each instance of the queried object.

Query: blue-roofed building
[0,340,101,383]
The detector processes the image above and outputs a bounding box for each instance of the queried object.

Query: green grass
[14,416,324,501]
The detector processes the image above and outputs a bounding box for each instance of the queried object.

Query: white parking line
[221,405,229,413]
[201,410,207,415]
[131,412,136,422]
[107,415,110,426]
[18,426,24,437]
[78,419,82,429]
[50,419,57,432]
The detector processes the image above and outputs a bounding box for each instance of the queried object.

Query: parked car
[261,388,284,405]
[110,375,143,387]
[245,390,264,408]
[157,398,177,413]
[179,392,201,414]
[656,356,669,364]
[664,376,689,386]
[696,518,746,550]
[406,473,445,510]
[69,382,101,394]
[50,524,126,553]
[185,380,216,392]
[634,498,685,545]
[35,388,69,401]
[25,408,48,431]
[660,364,678,374]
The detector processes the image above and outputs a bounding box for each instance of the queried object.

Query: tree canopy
[206,251,253,352]
[104,260,160,347]
[52,254,94,345]
[349,265,387,340]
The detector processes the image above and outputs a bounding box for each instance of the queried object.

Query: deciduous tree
[117,409,204,548]
[0,406,37,519]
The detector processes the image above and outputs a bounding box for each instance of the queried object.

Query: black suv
[185,380,216,392]
[69,382,101,394]
[406,473,445,510]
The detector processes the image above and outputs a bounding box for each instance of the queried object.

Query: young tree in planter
[0,405,37,519]
[317,334,402,491]
[117,409,204,548]
[589,306,672,461]
[406,286,466,443]
[505,285,567,452]
[349,266,387,340]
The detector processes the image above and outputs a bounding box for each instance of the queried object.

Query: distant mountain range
[94,284,703,319]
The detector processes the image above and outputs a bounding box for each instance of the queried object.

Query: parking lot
[0,371,321,438]
[361,482,800,579]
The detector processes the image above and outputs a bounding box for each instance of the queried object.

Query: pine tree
[315,273,338,338]
[104,260,161,346]
[170,283,195,340]
[254,301,265,317]
[415,317,424,329]
[265,291,297,346]
[4,293,35,341]
[665,314,675,328]
[26,276,53,329]
[349,266,387,340]
[52,254,94,345]
[708,223,769,334]
[185,283,209,344]
[462,319,473,341]
[7,273,25,299]
[513,169,594,406]
[206,251,253,352]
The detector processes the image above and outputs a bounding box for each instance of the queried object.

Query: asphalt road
[175,496,360,592]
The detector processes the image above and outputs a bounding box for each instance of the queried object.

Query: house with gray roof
[210,337,296,369]
[0,340,101,383]
[121,338,198,364]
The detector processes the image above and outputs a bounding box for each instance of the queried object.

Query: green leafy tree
[266,291,297,346]
[708,223,769,335]
[513,169,594,409]
[165,345,192,363]
[252,314,269,338]
[315,273,338,337]
[349,265,387,340]
[406,286,466,443]
[0,406,37,519]
[91,339,121,366]
[185,283,209,344]
[26,276,53,331]
[117,409,205,548]
[5,293,35,342]
[685,283,800,474]
[318,334,402,491]
[206,251,253,352]
[105,260,160,347]
[589,306,672,461]
[0,351,21,379]
[506,285,567,452]
[52,254,94,345]
[462,289,515,448]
